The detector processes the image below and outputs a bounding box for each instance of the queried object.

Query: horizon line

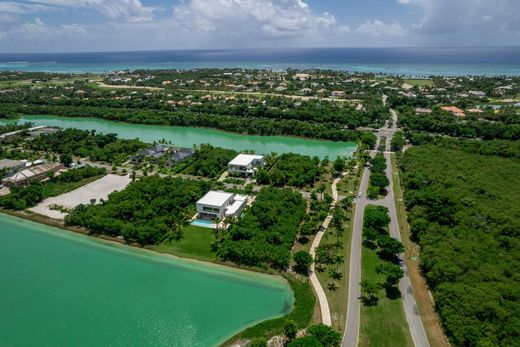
[1,46,520,56]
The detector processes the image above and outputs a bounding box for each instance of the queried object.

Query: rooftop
[197,191,234,207]
[229,154,264,166]
[0,159,24,170]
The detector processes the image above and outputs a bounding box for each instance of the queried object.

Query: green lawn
[152,225,216,262]
[359,246,414,347]
[42,175,104,198]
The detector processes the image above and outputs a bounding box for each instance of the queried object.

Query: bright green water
[0,214,293,346]
[5,115,356,159]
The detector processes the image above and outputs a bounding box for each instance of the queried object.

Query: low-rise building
[331,90,346,98]
[131,144,169,163]
[441,106,466,118]
[415,108,433,115]
[27,127,59,138]
[196,191,248,220]
[228,154,266,177]
[2,162,64,187]
[166,147,195,166]
[0,159,26,178]
[299,88,312,96]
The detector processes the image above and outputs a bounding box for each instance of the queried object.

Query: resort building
[196,191,248,220]
[2,162,64,187]
[228,154,266,177]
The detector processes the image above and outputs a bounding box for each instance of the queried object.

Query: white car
[357,192,362,198]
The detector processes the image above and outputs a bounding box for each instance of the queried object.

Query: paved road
[343,106,429,347]
[343,136,381,347]
[383,150,430,347]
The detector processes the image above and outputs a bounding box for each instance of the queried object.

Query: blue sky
[1,0,519,53]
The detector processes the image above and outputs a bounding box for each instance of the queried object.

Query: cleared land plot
[29,174,131,219]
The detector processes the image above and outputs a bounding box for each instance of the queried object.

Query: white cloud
[171,0,344,41]
[11,17,53,40]
[356,20,406,37]
[26,0,157,22]
[398,0,520,34]
[0,1,53,14]
[8,18,87,41]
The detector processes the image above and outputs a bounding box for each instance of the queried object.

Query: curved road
[343,108,429,347]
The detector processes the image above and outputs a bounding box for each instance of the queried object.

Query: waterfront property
[28,174,131,219]
[196,190,248,220]
[131,144,195,166]
[228,153,266,177]
[167,147,195,166]
[2,162,64,187]
[130,144,169,163]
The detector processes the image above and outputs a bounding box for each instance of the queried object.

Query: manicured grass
[359,245,414,347]
[153,225,216,262]
[222,274,315,345]
[315,208,353,330]
[41,175,104,197]
[404,79,433,87]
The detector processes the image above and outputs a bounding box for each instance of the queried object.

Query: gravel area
[29,174,132,220]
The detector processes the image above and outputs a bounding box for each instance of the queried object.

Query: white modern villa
[228,154,266,177]
[195,191,248,221]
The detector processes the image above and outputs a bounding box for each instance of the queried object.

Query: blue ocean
[0,47,519,76]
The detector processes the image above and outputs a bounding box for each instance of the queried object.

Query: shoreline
[16,114,360,147]
[0,208,285,279]
[1,210,297,346]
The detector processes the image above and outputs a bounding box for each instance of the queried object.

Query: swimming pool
[191,219,215,228]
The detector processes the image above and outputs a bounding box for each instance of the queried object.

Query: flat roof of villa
[229,154,264,166]
[197,191,233,207]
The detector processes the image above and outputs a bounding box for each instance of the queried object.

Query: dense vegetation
[217,187,306,269]
[26,128,146,164]
[0,166,106,210]
[361,206,404,305]
[264,153,323,187]
[0,102,374,144]
[400,141,520,346]
[66,176,210,245]
[0,122,32,135]
[367,154,389,199]
[182,144,237,178]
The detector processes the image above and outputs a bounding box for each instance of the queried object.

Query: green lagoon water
[4,115,356,159]
[0,214,293,346]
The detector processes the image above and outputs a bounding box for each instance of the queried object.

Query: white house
[228,154,266,177]
[196,191,248,220]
